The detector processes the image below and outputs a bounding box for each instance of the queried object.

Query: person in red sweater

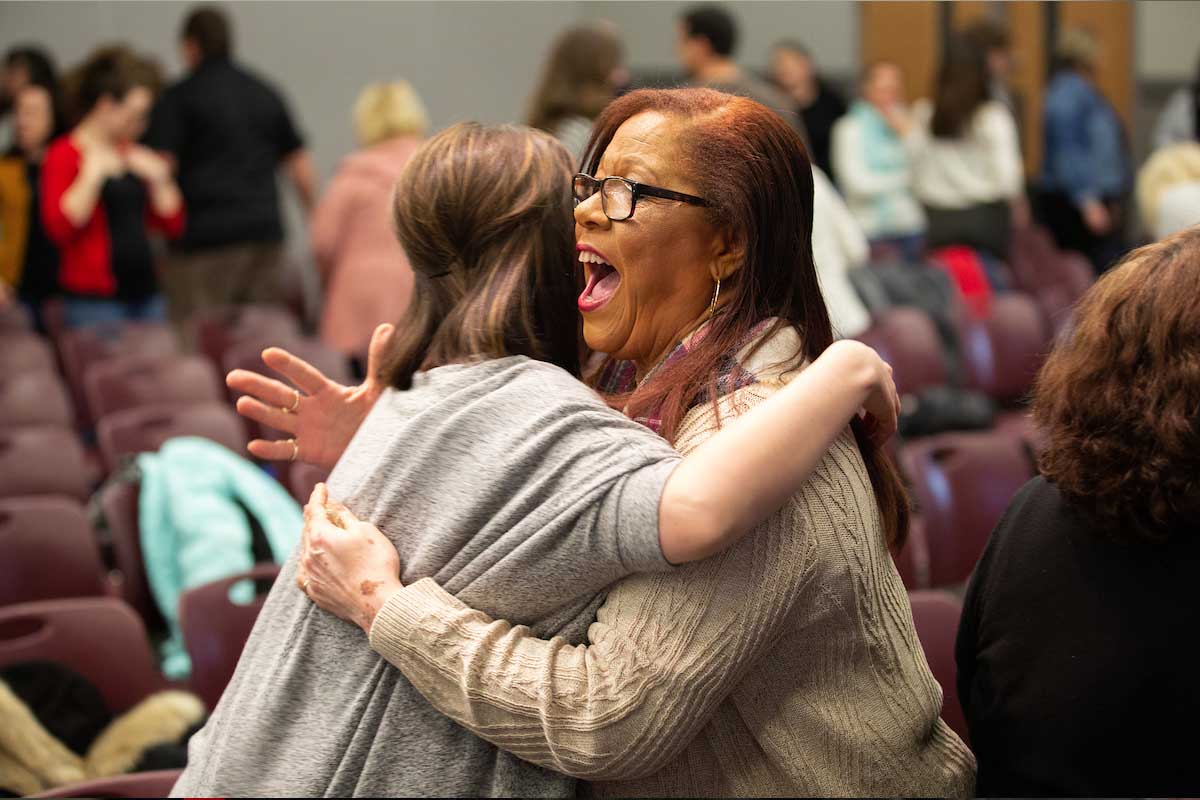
[41,48,183,328]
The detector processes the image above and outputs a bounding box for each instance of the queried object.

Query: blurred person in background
[0,56,63,330]
[310,80,426,365]
[1038,27,1131,273]
[811,165,871,338]
[1151,49,1199,148]
[0,46,57,148]
[905,36,1025,260]
[957,227,1200,797]
[1136,141,1200,240]
[676,5,806,141]
[41,47,182,328]
[769,39,846,177]
[527,23,627,163]
[832,61,925,262]
[146,5,315,343]
[963,18,1018,119]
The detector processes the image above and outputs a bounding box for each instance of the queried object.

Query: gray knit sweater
[170,357,681,797]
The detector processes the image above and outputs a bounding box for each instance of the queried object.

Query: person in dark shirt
[0,58,63,331]
[770,40,846,178]
[957,227,1200,797]
[674,5,808,144]
[146,6,316,343]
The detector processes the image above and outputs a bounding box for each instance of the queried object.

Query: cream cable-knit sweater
[369,331,976,797]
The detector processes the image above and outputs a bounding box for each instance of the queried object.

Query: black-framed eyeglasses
[573,173,709,221]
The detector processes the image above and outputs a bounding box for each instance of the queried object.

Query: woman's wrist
[361,578,404,636]
[823,340,880,398]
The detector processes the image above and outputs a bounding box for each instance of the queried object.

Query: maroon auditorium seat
[192,304,300,370]
[898,431,1034,588]
[0,598,166,713]
[1009,224,1094,334]
[223,335,354,395]
[32,769,183,799]
[0,427,90,501]
[58,322,179,427]
[179,564,280,710]
[960,293,1049,406]
[0,371,74,429]
[0,497,110,607]
[84,354,224,421]
[222,336,354,448]
[854,307,948,397]
[0,332,58,374]
[908,590,968,742]
[96,402,247,473]
[892,516,931,591]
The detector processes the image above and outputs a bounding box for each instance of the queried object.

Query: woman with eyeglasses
[215,89,973,797]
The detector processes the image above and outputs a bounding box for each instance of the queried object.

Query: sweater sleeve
[833,116,914,200]
[982,104,1024,200]
[145,188,185,240]
[368,385,821,780]
[39,143,85,245]
[0,160,29,287]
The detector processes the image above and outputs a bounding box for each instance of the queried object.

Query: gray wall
[584,1,858,76]
[3,0,1197,250]
[0,1,860,182]
[1136,0,1200,81]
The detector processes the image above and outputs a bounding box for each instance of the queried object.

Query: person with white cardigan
[811,165,871,338]
[901,37,1025,260]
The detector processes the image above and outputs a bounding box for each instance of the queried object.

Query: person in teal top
[832,61,926,263]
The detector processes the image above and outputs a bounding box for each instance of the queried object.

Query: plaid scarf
[596,319,775,436]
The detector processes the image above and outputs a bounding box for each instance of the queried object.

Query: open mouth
[578,249,621,313]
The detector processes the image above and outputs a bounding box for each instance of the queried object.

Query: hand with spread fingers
[226,323,394,471]
[298,482,402,635]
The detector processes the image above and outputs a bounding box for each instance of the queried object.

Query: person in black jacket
[956,226,1200,797]
[145,6,316,344]
[769,40,846,178]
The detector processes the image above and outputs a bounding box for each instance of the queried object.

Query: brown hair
[581,87,909,547]
[64,46,160,124]
[930,36,990,139]
[1035,227,1200,541]
[181,6,232,60]
[962,18,1010,52]
[526,24,622,136]
[383,122,581,390]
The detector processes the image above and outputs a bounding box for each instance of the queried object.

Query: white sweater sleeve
[981,104,1024,200]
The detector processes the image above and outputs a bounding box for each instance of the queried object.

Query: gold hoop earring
[708,278,721,319]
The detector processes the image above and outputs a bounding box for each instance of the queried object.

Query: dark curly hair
[1034,226,1200,541]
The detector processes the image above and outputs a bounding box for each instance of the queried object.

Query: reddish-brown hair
[1035,227,1200,541]
[581,87,909,547]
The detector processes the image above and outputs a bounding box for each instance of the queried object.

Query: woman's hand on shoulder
[226,323,394,471]
[824,339,900,445]
[297,482,402,636]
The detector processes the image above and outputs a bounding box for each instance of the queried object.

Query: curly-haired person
[956,225,1200,798]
